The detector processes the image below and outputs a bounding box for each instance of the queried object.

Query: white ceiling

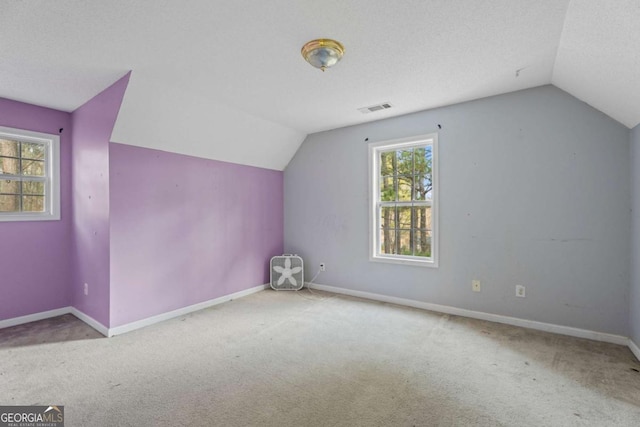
[1,1,639,170]
[552,0,640,129]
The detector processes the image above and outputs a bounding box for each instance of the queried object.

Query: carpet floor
[1,289,639,426]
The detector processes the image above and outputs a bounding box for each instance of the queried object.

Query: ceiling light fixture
[301,39,345,72]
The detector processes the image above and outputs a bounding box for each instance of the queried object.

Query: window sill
[0,212,60,222]
[370,254,438,268]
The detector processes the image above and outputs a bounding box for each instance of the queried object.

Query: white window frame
[368,133,438,267]
[0,126,60,222]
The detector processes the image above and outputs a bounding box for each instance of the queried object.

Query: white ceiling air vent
[358,102,393,114]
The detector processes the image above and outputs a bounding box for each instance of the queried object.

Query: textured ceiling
[1,1,638,170]
[552,0,640,129]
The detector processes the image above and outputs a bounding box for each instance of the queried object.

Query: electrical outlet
[472,280,481,292]
[516,285,526,298]
[320,263,326,272]
[84,283,89,296]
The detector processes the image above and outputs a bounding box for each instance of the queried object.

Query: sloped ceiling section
[553,0,640,129]
[1,1,640,170]
[110,75,305,170]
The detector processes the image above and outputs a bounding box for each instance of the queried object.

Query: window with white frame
[369,133,438,267]
[0,126,60,221]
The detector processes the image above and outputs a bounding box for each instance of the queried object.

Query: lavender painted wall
[0,98,72,320]
[109,144,283,327]
[71,74,129,326]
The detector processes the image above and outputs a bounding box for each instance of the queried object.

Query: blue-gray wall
[631,124,640,345]
[285,85,630,336]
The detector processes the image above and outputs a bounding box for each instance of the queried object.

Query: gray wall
[631,124,640,344]
[284,85,630,336]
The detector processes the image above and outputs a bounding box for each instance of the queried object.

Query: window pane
[414,174,432,200]
[424,144,433,164]
[0,179,20,194]
[23,181,45,195]
[380,228,398,254]
[380,206,396,228]
[22,159,45,176]
[413,206,432,231]
[398,175,413,201]
[0,156,19,175]
[397,149,413,173]
[397,206,412,229]
[0,139,19,156]
[415,147,432,200]
[414,178,424,200]
[22,142,45,160]
[380,175,396,201]
[414,147,426,169]
[415,230,432,258]
[398,230,412,255]
[424,173,433,196]
[0,194,20,212]
[396,149,413,175]
[22,195,45,212]
[380,151,395,177]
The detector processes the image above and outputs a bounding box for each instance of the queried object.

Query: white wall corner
[69,308,109,337]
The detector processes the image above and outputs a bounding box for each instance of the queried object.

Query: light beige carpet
[1,289,639,426]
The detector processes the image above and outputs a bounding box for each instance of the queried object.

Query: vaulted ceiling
[1,1,639,170]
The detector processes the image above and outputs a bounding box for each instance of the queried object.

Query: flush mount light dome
[301,39,345,71]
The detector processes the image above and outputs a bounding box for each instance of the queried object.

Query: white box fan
[270,254,304,291]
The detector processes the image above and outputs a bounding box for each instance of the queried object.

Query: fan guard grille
[270,255,304,291]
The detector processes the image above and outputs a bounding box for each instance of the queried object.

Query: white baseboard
[1,284,268,339]
[307,283,629,346]
[107,284,269,337]
[0,307,71,330]
[4,284,637,363]
[69,308,109,337]
[629,339,640,362]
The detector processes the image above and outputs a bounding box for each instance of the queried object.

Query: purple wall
[2,74,283,329]
[0,98,72,320]
[71,74,129,326]
[2,72,283,330]
[108,143,283,327]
